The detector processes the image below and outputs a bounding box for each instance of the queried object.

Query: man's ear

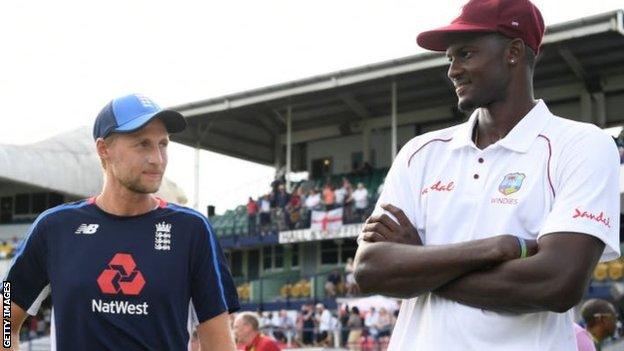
[95,137,113,167]
[507,38,525,66]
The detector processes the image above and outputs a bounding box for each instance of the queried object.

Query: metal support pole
[580,91,592,123]
[391,81,398,160]
[593,92,607,127]
[286,105,292,191]
[362,123,371,163]
[193,143,200,211]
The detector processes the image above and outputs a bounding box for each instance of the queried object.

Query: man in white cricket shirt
[353,0,621,350]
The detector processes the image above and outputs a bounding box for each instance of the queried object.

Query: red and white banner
[311,207,343,231]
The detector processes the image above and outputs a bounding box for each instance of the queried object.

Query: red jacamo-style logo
[97,253,146,295]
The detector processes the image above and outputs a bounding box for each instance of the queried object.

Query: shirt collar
[449,100,552,153]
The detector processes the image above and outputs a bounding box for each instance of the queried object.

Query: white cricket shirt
[375,100,620,351]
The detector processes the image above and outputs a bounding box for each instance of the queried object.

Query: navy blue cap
[93,94,187,140]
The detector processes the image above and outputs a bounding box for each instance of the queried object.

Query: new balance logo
[75,224,99,234]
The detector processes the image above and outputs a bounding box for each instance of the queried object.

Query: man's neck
[96,183,158,216]
[475,94,537,148]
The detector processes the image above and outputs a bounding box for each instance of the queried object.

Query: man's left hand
[359,203,422,245]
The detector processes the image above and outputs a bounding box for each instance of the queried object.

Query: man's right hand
[359,203,422,245]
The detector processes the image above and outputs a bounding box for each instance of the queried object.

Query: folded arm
[435,232,604,313]
[354,236,527,298]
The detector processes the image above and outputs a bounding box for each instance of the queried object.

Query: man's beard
[120,175,161,194]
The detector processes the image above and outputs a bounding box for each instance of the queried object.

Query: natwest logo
[97,253,146,295]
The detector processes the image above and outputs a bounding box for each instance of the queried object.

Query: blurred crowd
[223,303,399,351]
[246,177,382,235]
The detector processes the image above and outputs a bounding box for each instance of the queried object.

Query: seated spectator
[349,182,369,222]
[365,307,379,342]
[300,303,315,346]
[581,299,619,350]
[376,308,394,345]
[322,183,336,210]
[315,303,333,346]
[247,197,258,235]
[325,269,342,298]
[273,309,295,345]
[233,312,281,351]
[346,307,363,351]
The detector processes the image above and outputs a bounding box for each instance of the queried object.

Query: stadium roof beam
[340,93,372,119]
[170,10,624,167]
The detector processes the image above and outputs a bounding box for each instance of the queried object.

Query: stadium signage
[278,223,362,243]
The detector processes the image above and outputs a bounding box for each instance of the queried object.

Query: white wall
[306,125,416,174]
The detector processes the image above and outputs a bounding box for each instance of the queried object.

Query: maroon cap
[417,0,545,53]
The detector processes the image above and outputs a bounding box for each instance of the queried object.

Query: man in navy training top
[3,93,239,350]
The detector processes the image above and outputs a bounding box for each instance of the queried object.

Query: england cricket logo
[154,222,171,251]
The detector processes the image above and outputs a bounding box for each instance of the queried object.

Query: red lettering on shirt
[421,181,454,196]
[572,208,611,228]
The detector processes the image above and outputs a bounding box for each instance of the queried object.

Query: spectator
[304,189,322,227]
[247,197,259,235]
[338,178,354,220]
[574,323,596,351]
[325,269,342,297]
[286,187,302,229]
[349,182,369,222]
[364,307,379,342]
[346,306,363,351]
[273,309,295,345]
[581,299,619,350]
[301,303,315,346]
[259,195,272,234]
[376,308,394,345]
[315,303,333,346]
[305,189,321,210]
[345,257,358,296]
[274,184,290,209]
[339,306,350,347]
[322,183,336,210]
[233,312,281,351]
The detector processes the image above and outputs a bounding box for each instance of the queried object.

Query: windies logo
[97,253,146,295]
[498,173,526,196]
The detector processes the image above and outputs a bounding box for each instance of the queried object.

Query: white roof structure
[0,126,187,204]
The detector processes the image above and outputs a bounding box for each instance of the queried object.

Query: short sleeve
[371,142,418,231]
[539,129,621,261]
[4,214,50,314]
[190,217,240,323]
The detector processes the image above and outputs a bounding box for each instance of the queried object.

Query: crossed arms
[353,204,605,314]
